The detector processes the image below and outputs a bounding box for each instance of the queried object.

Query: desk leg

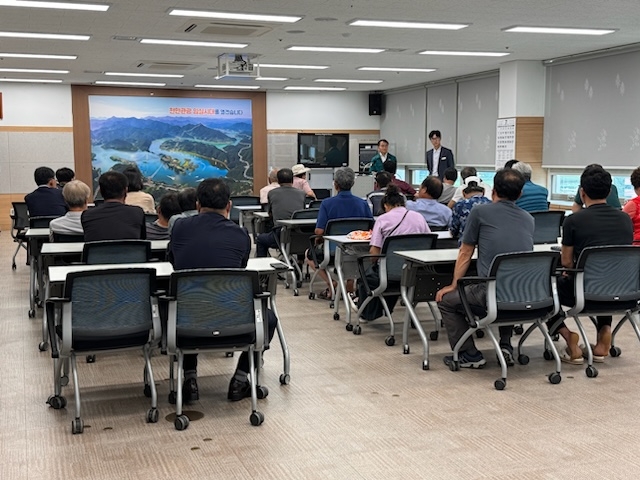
[278,228,296,292]
[238,211,245,230]
[40,274,51,352]
[28,239,37,318]
[333,247,354,332]
[400,263,429,371]
[267,271,290,385]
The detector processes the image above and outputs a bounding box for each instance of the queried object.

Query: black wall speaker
[369,93,382,116]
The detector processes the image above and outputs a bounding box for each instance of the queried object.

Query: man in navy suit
[24,166,68,217]
[425,130,455,181]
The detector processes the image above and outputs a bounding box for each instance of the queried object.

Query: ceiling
[1,0,640,92]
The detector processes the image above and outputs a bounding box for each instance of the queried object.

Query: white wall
[381,88,426,164]
[0,84,72,126]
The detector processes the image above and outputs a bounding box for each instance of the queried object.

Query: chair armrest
[45,297,69,359]
[457,276,494,288]
[158,294,175,302]
[254,292,271,300]
[151,289,166,297]
[555,267,581,275]
[456,276,494,328]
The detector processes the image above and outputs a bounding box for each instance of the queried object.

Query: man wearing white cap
[447,167,491,208]
[292,163,317,199]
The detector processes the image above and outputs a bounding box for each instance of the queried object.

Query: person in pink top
[292,164,317,199]
[623,167,640,243]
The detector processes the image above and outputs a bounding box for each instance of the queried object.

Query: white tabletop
[276,218,317,227]
[396,244,558,265]
[323,234,370,245]
[25,228,50,238]
[245,258,289,272]
[41,240,169,255]
[48,262,174,284]
[233,205,262,211]
[253,211,269,219]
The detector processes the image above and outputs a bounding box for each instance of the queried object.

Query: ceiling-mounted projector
[217,53,259,78]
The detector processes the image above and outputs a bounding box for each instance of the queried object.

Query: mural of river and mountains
[88,96,253,200]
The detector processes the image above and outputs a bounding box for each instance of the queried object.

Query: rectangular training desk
[233,205,262,230]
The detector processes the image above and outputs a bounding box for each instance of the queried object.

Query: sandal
[318,288,332,300]
[560,347,584,365]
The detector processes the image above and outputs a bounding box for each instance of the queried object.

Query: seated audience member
[406,176,452,229]
[623,166,640,243]
[438,167,458,205]
[512,162,549,212]
[369,139,397,173]
[436,169,534,368]
[366,171,395,216]
[55,167,75,189]
[307,167,373,299]
[123,166,156,214]
[383,160,416,197]
[259,168,279,204]
[81,171,146,242]
[24,166,68,217]
[292,164,317,199]
[167,187,197,234]
[256,168,306,257]
[547,166,633,364]
[448,166,491,208]
[450,180,491,244]
[571,163,621,212]
[169,178,278,403]
[49,180,91,240]
[145,193,182,240]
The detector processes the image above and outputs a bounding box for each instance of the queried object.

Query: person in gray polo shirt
[435,169,534,368]
[256,168,306,257]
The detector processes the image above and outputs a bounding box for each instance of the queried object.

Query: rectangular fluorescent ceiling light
[0,52,77,59]
[140,38,247,48]
[419,50,509,57]
[288,46,384,53]
[255,77,287,81]
[358,66,435,72]
[0,78,62,83]
[504,26,615,36]
[349,19,468,30]
[314,78,382,84]
[0,31,90,41]
[195,84,260,90]
[259,63,328,70]
[95,81,166,87]
[0,0,108,11]
[0,68,69,73]
[284,86,346,91]
[105,72,184,78]
[170,9,301,23]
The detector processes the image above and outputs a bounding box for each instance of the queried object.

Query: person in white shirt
[259,168,279,204]
[448,167,491,208]
[49,180,91,240]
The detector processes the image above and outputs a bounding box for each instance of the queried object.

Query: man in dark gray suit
[426,130,455,180]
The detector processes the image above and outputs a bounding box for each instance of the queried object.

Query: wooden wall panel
[515,116,544,185]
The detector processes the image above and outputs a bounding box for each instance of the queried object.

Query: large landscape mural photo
[88,95,253,199]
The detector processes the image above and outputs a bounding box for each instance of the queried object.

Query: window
[548,169,633,203]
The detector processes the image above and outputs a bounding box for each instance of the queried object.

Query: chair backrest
[369,193,385,216]
[11,202,29,232]
[324,217,375,256]
[286,209,319,254]
[168,269,261,343]
[63,268,156,348]
[29,216,59,228]
[531,211,565,244]
[380,234,438,282]
[52,233,85,243]
[144,213,158,224]
[229,196,260,224]
[576,246,640,303]
[488,251,559,311]
[291,208,319,220]
[308,200,323,209]
[315,189,331,200]
[82,240,152,264]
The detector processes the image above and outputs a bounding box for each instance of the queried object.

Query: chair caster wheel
[146,408,159,423]
[174,414,189,431]
[517,354,529,365]
[225,352,234,358]
[543,350,553,361]
[305,274,311,281]
[168,391,176,405]
[296,281,303,288]
[514,325,524,335]
[329,302,334,309]
[12,263,16,271]
[309,292,315,300]
[279,373,290,385]
[449,361,460,372]
[422,360,429,371]
[37,300,43,308]
[250,411,264,426]
[403,346,410,355]
[38,341,48,352]
[86,355,96,363]
[28,309,35,318]
[71,418,84,434]
[548,372,561,384]
[333,313,340,321]
[610,346,621,357]
[475,330,484,338]
[284,282,290,289]
[586,365,598,378]
[293,289,299,296]
[429,331,438,341]
[47,394,67,409]
[346,324,353,332]
[143,385,152,398]
[60,375,69,387]
[257,386,269,399]
[353,325,362,335]
[385,336,395,346]
[494,378,506,390]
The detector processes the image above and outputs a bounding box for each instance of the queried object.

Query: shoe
[499,344,515,367]
[560,347,584,365]
[443,351,487,369]
[227,377,251,402]
[318,288,332,300]
[182,377,199,404]
[580,344,605,363]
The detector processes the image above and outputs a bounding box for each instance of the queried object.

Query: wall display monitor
[88,95,253,198]
[298,133,349,168]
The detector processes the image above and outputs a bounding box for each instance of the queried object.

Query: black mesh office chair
[29,216,59,228]
[531,211,565,244]
[308,200,324,209]
[315,189,331,200]
[10,202,29,270]
[277,208,319,295]
[45,268,161,434]
[82,240,152,264]
[229,196,260,225]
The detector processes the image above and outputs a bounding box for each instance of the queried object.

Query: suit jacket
[81,201,146,242]
[24,186,68,218]
[369,152,397,173]
[425,147,455,180]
